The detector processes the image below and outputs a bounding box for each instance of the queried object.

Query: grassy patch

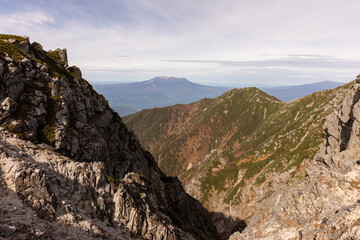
[240,158,271,180]
[105,175,116,183]
[200,162,238,202]
[224,180,245,203]
[0,39,25,61]
[30,58,44,64]
[36,95,59,144]
[46,50,61,63]
[40,124,55,142]
[67,66,78,79]
[0,34,25,41]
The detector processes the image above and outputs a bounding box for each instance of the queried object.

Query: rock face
[0,35,219,239]
[230,79,360,239]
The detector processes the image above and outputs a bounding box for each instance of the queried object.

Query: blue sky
[1,0,360,86]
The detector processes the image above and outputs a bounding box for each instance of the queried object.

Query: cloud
[1,0,360,86]
[163,55,360,70]
[83,68,157,73]
[5,11,54,27]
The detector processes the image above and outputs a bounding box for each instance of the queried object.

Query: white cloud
[5,11,54,27]
[1,0,360,85]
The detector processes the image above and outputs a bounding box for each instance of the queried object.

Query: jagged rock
[8,64,19,74]
[0,35,219,240]
[55,48,68,67]
[25,68,36,78]
[55,107,69,126]
[40,64,48,72]
[8,82,24,99]
[34,104,46,116]
[31,42,44,51]
[0,129,201,239]
[1,97,17,112]
[72,66,82,79]
[34,229,45,237]
[0,224,17,237]
[228,232,241,240]
[9,36,31,54]
[13,168,56,221]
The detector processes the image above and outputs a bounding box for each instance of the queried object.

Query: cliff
[0,34,219,239]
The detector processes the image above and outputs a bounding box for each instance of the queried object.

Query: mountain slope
[93,76,229,115]
[232,78,360,239]
[0,34,220,239]
[124,87,283,176]
[124,79,351,236]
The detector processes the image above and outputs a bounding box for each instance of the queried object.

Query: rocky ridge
[0,35,219,239]
[124,87,284,177]
[230,78,360,239]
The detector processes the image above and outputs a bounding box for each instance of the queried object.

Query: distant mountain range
[93,76,229,116]
[93,77,344,116]
[259,81,343,102]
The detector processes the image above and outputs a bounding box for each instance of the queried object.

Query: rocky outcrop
[320,80,360,155]
[231,79,360,239]
[0,35,219,239]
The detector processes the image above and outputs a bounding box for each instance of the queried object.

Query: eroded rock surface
[0,35,219,240]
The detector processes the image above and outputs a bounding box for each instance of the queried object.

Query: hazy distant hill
[93,76,229,116]
[94,77,343,116]
[260,81,343,102]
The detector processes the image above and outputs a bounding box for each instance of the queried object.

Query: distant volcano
[93,76,229,116]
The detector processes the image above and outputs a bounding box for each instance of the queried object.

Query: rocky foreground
[0,35,219,239]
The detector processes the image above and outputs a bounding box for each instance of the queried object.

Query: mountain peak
[158,75,172,79]
[148,76,189,83]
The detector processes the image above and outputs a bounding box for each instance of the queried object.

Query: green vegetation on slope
[124,87,284,176]
[0,34,25,41]
[0,39,25,61]
[124,82,349,208]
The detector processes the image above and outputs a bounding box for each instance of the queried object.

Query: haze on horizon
[1,0,360,87]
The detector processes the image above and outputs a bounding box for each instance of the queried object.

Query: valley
[124,80,353,236]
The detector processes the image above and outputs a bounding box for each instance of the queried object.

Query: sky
[1,0,360,86]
